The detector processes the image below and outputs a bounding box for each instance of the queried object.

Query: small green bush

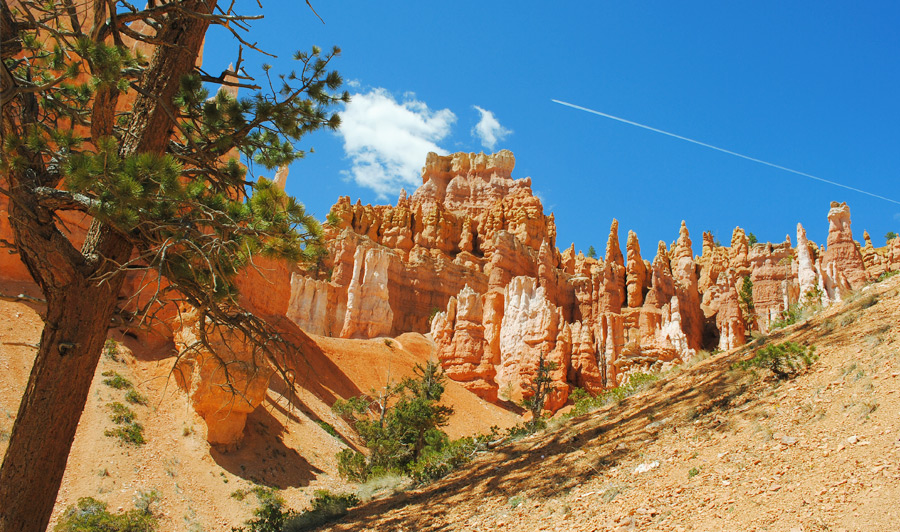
[409,432,495,484]
[55,496,157,532]
[106,423,145,445]
[315,420,340,438]
[233,489,358,532]
[566,373,660,418]
[125,390,147,405]
[283,490,359,531]
[102,371,132,390]
[104,339,120,362]
[876,270,899,283]
[336,449,368,483]
[770,304,802,329]
[733,341,817,379]
[109,402,136,424]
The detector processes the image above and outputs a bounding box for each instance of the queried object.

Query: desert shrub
[232,488,289,532]
[733,341,817,379]
[315,420,340,438]
[102,371,132,390]
[770,304,802,329]
[105,423,145,445]
[55,496,157,532]
[408,431,496,484]
[104,339,120,362]
[336,449,368,483]
[333,361,453,483]
[106,401,145,445]
[125,390,147,405]
[283,490,359,531]
[109,402,136,424]
[876,270,899,283]
[566,373,659,418]
[233,489,358,532]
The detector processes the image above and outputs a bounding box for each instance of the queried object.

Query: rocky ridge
[288,150,900,412]
[2,149,899,447]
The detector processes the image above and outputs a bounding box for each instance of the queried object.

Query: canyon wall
[286,153,899,411]
[4,146,899,439]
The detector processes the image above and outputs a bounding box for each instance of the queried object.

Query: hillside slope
[0,280,518,531]
[323,274,900,532]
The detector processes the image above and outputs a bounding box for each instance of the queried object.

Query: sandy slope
[0,280,518,531]
[321,275,900,532]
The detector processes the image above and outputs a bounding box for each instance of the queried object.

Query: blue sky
[204,1,900,255]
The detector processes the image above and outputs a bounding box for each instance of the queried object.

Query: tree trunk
[0,2,215,529]
[0,276,124,532]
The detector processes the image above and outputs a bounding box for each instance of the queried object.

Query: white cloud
[472,106,512,150]
[339,88,456,198]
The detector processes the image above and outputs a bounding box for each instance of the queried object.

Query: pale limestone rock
[495,277,569,409]
[796,223,820,306]
[340,246,393,339]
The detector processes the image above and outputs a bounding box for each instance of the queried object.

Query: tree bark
[0,274,126,532]
[0,2,216,529]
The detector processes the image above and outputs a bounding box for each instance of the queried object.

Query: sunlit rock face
[821,201,869,294]
[272,150,899,413]
[173,308,274,449]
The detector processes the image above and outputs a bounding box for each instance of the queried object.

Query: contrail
[552,99,900,206]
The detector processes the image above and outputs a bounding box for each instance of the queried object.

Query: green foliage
[105,423,145,445]
[104,339,120,362]
[125,390,147,405]
[105,402,145,445]
[102,371,132,390]
[315,420,340,439]
[521,351,558,431]
[747,232,758,246]
[877,270,899,283]
[733,341,817,379]
[231,488,288,532]
[586,246,597,259]
[738,275,756,330]
[886,231,898,243]
[769,303,802,330]
[333,361,454,482]
[567,373,660,418]
[3,8,348,366]
[55,497,157,532]
[283,490,359,531]
[108,402,136,424]
[232,488,358,532]
[688,467,700,478]
[408,430,497,484]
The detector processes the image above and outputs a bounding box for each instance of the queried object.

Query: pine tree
[0,2,348,529]
[738,275,756,331]
[586,245,597,259]
[333,361,454,481]
[523,349,557,431]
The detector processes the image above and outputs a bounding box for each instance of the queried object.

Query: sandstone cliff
[3,148,898,441]
[283,150,899,415]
